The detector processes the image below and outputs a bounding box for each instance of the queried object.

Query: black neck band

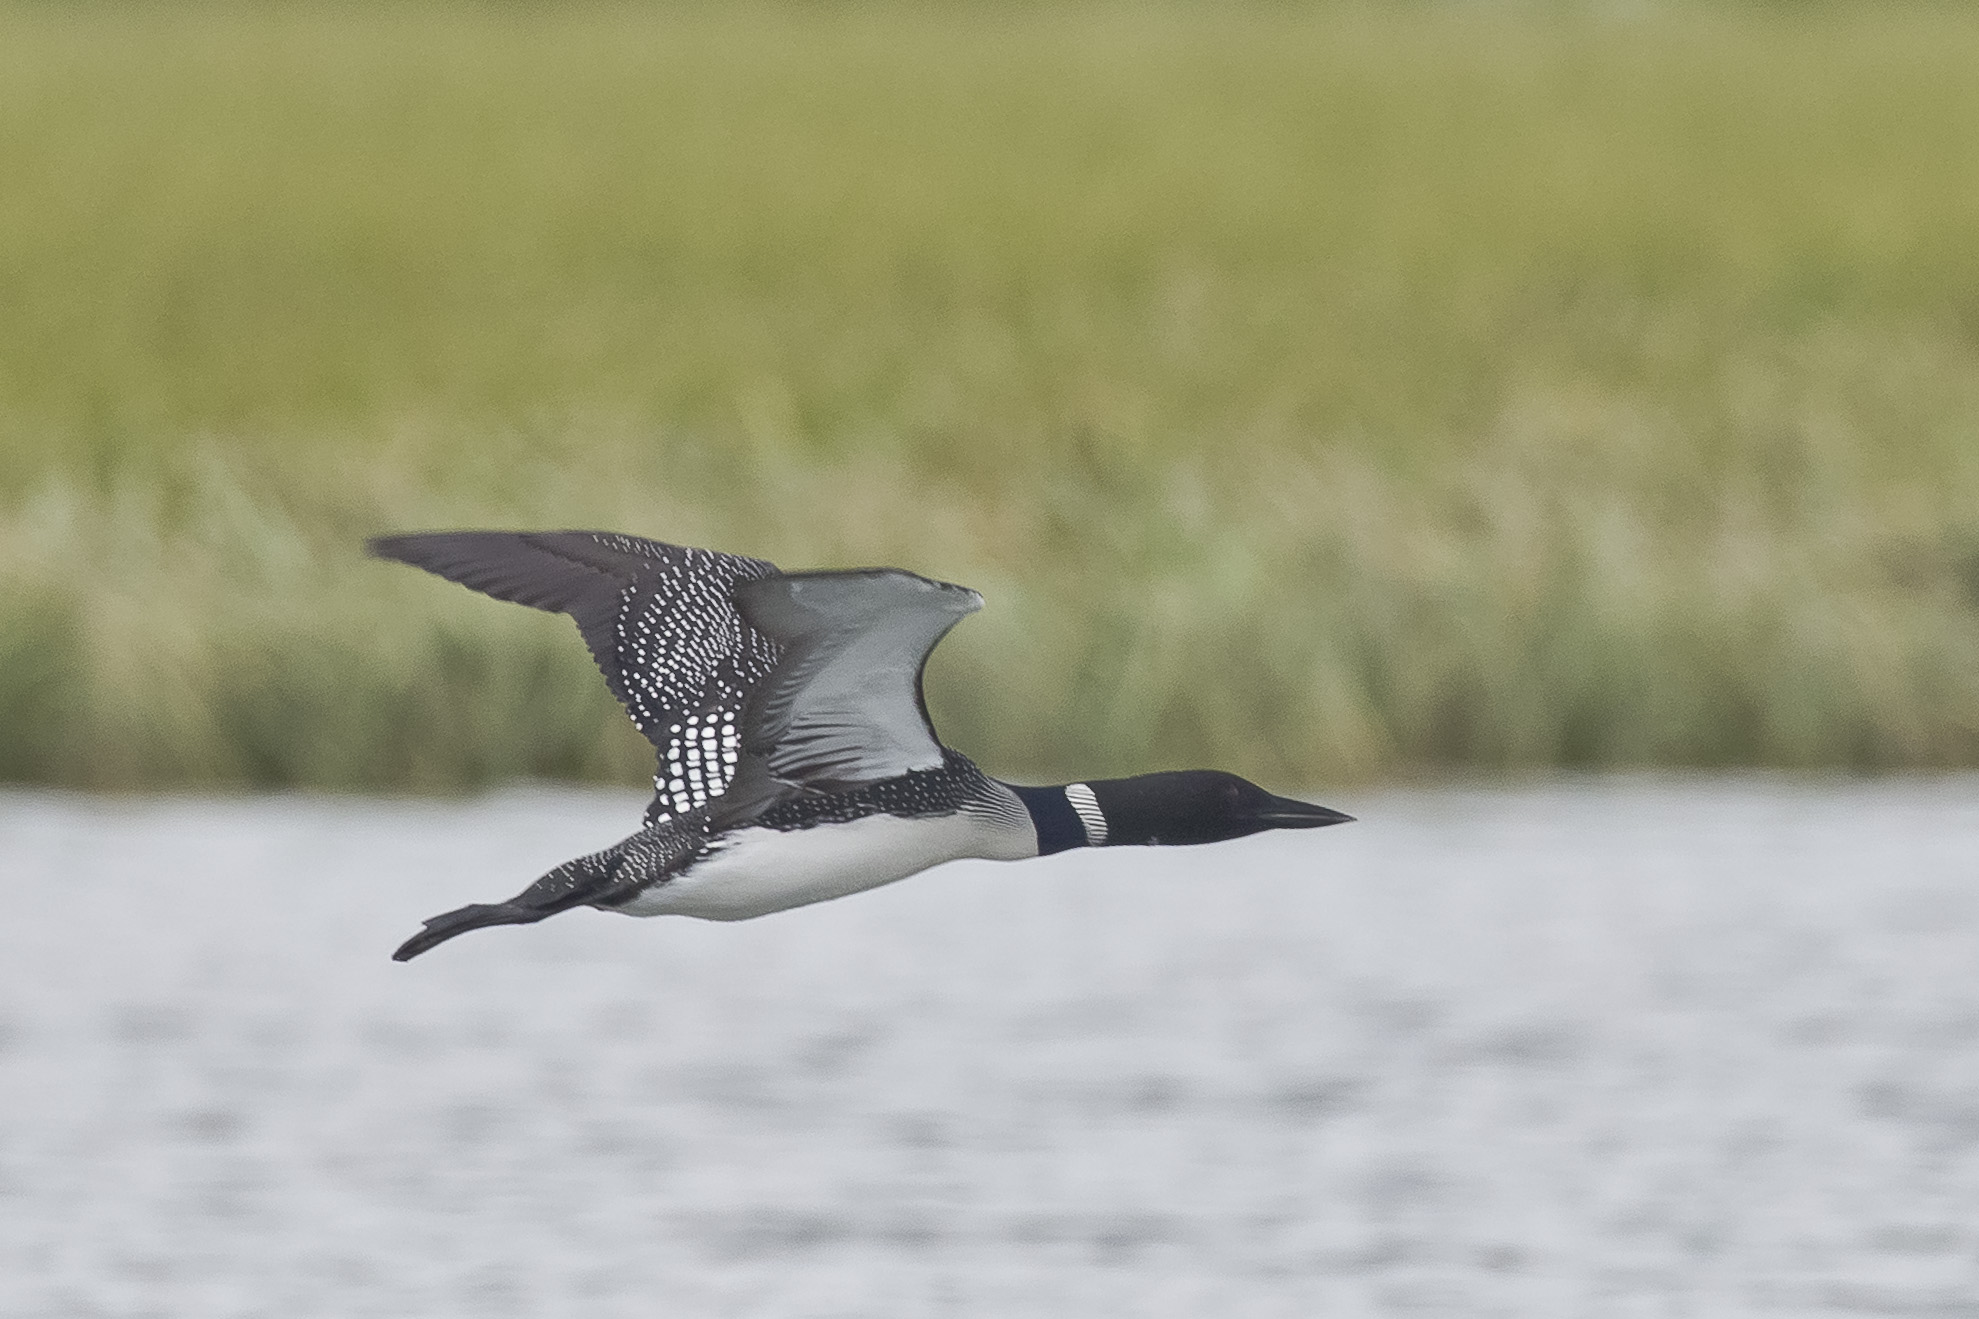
[1010,784,1086,856]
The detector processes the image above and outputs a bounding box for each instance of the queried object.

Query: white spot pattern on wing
[594,539,780,823]
[368,530,779,825]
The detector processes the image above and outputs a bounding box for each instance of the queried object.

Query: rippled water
[3,779,1978,1316]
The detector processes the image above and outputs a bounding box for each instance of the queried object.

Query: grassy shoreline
[4,4,1978,789]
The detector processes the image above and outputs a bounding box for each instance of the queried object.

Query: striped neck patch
[1010,783,1105,855]
[1064,783,1108,847]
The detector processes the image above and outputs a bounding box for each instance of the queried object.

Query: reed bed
[3,3,1978,789]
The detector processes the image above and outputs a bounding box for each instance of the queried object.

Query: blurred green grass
[3,2,1979,790]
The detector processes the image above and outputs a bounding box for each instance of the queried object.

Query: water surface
[3,779,1976,1316]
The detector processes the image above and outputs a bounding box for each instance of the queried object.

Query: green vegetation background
[4,2,1978,791]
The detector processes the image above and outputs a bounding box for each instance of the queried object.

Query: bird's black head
[1083,770,1352,848]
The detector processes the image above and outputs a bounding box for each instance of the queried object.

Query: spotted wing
[728,569,982,804]
[369,530,781,822]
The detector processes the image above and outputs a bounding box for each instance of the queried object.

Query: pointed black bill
[1246,796,1355,829]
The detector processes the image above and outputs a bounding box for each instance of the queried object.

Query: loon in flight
[372,530,1352,961]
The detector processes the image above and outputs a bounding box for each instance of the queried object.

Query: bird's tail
[392,902,552,962]
[390,837,647,962]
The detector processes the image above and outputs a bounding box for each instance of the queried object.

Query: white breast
[617,809,1036,921]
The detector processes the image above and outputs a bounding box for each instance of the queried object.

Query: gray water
[2,779,1978,1318]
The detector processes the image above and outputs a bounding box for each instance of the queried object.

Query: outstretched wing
[369,530,781,822]
[729,569,981,801]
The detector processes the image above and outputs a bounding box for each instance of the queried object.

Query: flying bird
[372,531,1352,960]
